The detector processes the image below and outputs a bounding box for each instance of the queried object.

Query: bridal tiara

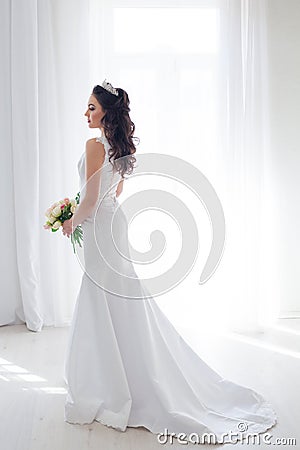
[102,79,119,96]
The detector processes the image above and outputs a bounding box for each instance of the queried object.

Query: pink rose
[64,198,70,204]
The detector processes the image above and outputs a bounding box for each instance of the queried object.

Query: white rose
[70,199,76,207]
[52,205,62,217]
[52,220,62,229]
[48,215,56,224]
[70,205,76,214]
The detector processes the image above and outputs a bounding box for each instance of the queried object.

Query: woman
[62,80,277,444]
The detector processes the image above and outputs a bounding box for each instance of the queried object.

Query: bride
[61,79,277,444]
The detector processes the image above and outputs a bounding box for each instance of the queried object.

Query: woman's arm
[72,138,105,229]
[116,178,124,198]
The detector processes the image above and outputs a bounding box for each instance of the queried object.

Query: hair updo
[91,84,139,179]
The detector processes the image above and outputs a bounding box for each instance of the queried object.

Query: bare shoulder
[86,137,105,152]
[85,138,105,160]
[85,138,105,178]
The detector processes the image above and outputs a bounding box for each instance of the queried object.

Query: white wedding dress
[63,134,277,443]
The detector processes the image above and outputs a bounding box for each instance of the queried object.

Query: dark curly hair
[91,84,139,179]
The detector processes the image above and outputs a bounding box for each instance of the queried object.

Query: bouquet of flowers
[43,191,83,253]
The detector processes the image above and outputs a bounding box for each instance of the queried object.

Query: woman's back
[77,134,123,210]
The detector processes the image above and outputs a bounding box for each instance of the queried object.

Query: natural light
[113,8,219,53]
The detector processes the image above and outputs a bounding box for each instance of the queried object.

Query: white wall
[267,0,300,316]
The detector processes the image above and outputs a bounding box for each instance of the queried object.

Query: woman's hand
[62,218,74,238]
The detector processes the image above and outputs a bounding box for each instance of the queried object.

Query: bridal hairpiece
[101,79,119,96]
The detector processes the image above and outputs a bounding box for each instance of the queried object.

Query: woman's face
[84,94,105,129]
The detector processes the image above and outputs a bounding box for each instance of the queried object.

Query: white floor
[0,319,299,450]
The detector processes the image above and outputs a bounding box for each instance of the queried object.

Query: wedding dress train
[63,135,277,443]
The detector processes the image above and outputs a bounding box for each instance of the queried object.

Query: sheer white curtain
[0,0,44,331]
[0,0,90,331]
[0,0,285,332]
[215,0,278,332]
